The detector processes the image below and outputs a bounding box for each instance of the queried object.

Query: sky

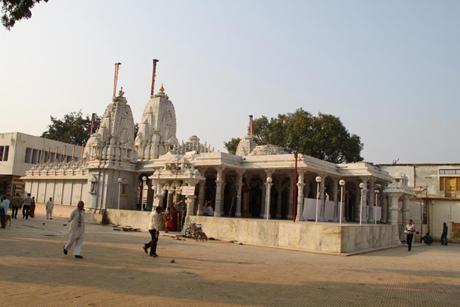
[0,0,459,164]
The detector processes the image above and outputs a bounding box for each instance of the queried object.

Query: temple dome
[135,85,179,160]
[84,89,137,166]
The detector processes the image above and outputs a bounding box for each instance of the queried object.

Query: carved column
[362,178,369,222]
[214,169,224,217]
[369,179,375,222]
[296,172,305,222]
[264,172,273,219]
[276,181,283,218]
[166,188,174,209]
[235,171,244,217]
[333,178,338,202]
[260,179,266,218]
[186,194,196,217]
[320,175,326,219]
[333,178,338,220]
[197,180,205,216]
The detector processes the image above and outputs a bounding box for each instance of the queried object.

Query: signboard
[181,186,196,196]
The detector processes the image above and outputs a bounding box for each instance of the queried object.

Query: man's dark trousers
[12,207,18,219]
[145,229,158,255]
[22,206,30,219]
[407,234,413,251]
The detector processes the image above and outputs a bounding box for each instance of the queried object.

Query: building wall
[25,179,89,206]
[430,200,460,242]
[380,164,460,242]
[0,132,83,177]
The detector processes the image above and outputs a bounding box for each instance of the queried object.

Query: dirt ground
[0,214,459,307]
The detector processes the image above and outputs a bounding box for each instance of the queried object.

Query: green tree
[1,0,48,30]
[41,112,100,146]
[226,108,363,163]
[224,137,241,155]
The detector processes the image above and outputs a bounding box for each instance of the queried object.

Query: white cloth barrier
[303,198,337,221]
[303,198,317,221]
[323,200,336,221]
[370,206,382,222]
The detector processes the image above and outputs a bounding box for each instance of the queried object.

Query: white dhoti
[65,208,85,256]
[46,201,54,219]
[65,232,84,255]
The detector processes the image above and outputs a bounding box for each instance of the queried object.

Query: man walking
[63,201,85,259]
[46,197,54,220]
[441,222,448,246]
[143,206,162,257]
[405,219,416,252]
[11,193,21,219]
[22,193,31,220]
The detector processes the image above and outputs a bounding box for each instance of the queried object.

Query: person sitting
[203,202,214,216]
[421,233,433,245]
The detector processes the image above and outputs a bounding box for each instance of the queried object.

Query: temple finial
[118,86,125,97]
[159,83,165,93]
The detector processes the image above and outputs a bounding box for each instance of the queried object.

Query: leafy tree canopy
[224,108,363,163]
[224,137,241,155]
[1,0,48,30]
[41,111,100,146]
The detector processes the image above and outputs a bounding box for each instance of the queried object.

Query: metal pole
[359,188,363,225]
[374,191,378,224]
[420,200,424,242]
[315,182,320,223]
[340,185,344,224]
[118,182,121,211]
[293,152,298,222]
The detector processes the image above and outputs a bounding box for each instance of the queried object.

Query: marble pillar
[235,171,243,217]
[214,169,223,217]
[197,181,205,216]
[296,172,305,222]
[264,172,273,219]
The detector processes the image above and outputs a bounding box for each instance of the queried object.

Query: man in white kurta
[63,201,85,258]
[45,197,54,220]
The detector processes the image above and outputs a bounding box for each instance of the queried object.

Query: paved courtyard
[0,214,459,307]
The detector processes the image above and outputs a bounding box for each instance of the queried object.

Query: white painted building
[379,164,460,243]
[0,132,82,198]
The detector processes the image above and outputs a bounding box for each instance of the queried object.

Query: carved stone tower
[135,84,179,160]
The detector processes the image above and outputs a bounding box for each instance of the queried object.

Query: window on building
[0,146,9,161]
[25,148,33,163]
[439,169,460,175]
[439,177,460,198]
[32,149,39,164]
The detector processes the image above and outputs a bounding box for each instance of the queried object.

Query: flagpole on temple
[113,62,121,97]
[150,59,159,97]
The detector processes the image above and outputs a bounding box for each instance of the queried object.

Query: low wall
[35,203,77,218]
[100,209,151,230]
[33,204,150,227]
[189,216,400,254]
[36,204,400,254]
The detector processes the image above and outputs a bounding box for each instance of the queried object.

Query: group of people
[0,193,55,221]
[404,219,450,252]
